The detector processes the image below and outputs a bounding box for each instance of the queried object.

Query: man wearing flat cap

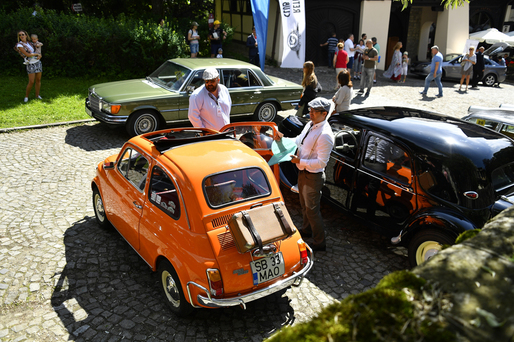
[276,98,335,251]
[188,67,232,131]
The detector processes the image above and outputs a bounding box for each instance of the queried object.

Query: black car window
[249,71,261,87]
[332,124,360,160]
[500,125,514,140]
[417,158,458,203]
[188,70,205,90]
[117,148,149,191]
[149,166,181,220]
[468,117,500,131]
[204,168,271,208]
[363,136,412,185]
[492,162,514,192]
[222,69,250,88]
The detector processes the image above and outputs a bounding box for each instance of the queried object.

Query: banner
[250,0,269,71]
[278,0,306,68]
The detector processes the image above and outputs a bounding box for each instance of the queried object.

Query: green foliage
[1,8,189,79]
[176,18,234,58]
[395,0,469,10]
[455,229,481,244]
[267,271,455,342]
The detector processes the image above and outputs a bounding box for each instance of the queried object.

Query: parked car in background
[463,105,514,140]
[91,126,312,315]
[85,58,303,136]
[411,54,507,86]
[279,107,514,267]
[484,42,514,65]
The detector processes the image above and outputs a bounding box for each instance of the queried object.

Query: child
[21,34,43,65]
[216,48,223,58]
[401,51,409,83]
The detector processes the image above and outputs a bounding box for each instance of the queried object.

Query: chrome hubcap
[136,115,157,134]
[416,241,442,265]
[259,104,276,121]
[162,270,180,307]
[94,194,105,222]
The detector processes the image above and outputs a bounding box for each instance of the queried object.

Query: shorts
[461,66,472,76]
[211,42,222,56]
[27,60,42,74]
[347,56,354,69]
[190,43,199,54]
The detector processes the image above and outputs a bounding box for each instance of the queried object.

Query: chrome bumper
[187,246,314,309]
[85,98,128,125]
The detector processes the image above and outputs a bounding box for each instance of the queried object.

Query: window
[222,69,251,88]
[469,117,500,131]
[187,70,205,90]
[363,136,411,185]
[332,125,360,159]
[204,168,271,207]
[149,166,181,219]
[499,125,514,140]
[118,148,149,191]
[148,61,192,91]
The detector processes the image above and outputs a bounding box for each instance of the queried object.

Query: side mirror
[103,161,115,170]
[186,86,195,94]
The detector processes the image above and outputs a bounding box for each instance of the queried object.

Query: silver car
[462,105,514,140]
[412,55,507,86]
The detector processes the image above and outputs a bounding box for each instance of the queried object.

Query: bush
[1,8,191,79]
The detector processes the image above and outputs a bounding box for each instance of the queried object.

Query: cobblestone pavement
[1,68,511,341]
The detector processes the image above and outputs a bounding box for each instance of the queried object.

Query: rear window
[204,168,271,208]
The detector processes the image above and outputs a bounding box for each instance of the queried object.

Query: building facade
[215,0,513,69]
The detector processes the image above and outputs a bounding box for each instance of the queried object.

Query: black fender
[399,207,477,244]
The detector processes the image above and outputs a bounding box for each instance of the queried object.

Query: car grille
[217,231,235,250]
[211,213,232,228]
[89,92,101,111]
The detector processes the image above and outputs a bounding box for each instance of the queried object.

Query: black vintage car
[279,107,514,266]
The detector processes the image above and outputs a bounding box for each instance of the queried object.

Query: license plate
[85,106,93,117]
[250,252,285,285]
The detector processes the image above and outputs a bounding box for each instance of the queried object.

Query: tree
[397,0,469,10]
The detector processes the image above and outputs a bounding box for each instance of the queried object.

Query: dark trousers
[249,54,260,67]
[328,50,336,68]
[471,68,483,87]
[298,170,326,247]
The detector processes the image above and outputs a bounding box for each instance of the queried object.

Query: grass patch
[0,75,116,128]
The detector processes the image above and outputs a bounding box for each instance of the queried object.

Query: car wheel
[482,74,497,87]
[408,229,455,267]
[157,260,193,316]
[126,111,161,136]
[92,187,111,229]
[253,102,278,122]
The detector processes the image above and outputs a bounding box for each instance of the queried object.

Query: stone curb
[0,119,96,133]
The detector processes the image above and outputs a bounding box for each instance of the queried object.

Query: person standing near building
[459,47,476,92]
[188,68,232,130]
[471,46,485,88]
[344,34,355,77]
[320,33,338,68]
[419,45,443,98]
[372,37,380,83]
[357,39,378,97]
[276,98,335,251]
[333,42,349,89]
[209,20,227,58]
[246,26,259,67]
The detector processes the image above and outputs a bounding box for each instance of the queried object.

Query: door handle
[133,201,143,209]
[254,91,261,94]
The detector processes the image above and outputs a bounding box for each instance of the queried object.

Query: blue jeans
[423,73,443,96]
[328,49,336,68]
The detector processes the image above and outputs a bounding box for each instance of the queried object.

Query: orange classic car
[91,124,312,315]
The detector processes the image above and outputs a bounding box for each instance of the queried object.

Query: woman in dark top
[298,61,321,116]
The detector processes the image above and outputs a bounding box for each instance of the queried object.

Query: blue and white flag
[278,0,306,68]
[250,0,269,71]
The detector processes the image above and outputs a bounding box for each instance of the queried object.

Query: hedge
[0,8,200,79]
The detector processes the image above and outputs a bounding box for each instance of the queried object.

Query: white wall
[359,0,392,70]
[435,2,469,55]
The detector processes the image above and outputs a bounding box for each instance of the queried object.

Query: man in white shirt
[276,98,335,251]
[188,67,232,131]
[344,34,355,78]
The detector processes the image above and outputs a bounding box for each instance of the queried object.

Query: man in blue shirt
[320,33,339,68]
[420,45,443,97]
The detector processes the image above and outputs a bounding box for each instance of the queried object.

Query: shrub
[1,8,190,78]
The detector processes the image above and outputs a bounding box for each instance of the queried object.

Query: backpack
[185,30,191,46]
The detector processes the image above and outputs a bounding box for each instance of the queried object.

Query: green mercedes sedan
[85,58,303,136]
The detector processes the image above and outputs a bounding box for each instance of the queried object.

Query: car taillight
[207,269,223,296]
[298,240,308,265]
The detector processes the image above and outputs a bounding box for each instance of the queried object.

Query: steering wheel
[335,131,358,151]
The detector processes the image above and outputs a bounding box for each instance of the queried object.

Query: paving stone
[0,74,510,341]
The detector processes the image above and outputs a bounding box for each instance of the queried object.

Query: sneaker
[365,91,370,96]
[357,89,365,94]
[373,80,377,83]
[291,184,299,193]
[419,91,427,96]
[24,97,28,103]
[436,94,443,98]
[36,95,42,100]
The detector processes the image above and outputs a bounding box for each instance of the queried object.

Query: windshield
[492,162,514,194]
[148,61,192,91]
[204,168,271,208]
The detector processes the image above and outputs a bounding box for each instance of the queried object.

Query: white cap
[202,68,219,80]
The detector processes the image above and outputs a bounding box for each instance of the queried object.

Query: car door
[351,134,416,232]
[222,68,263,116]
[107,146,151,250]
[445,56,462,79]
[323,122,361,209]
[177,69,206,122]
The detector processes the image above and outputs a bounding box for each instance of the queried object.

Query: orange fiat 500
[91,124,312,316]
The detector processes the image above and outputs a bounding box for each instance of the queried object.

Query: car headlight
[101,101,121,114]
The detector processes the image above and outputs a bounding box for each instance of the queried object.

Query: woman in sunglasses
[15,30,43,102]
